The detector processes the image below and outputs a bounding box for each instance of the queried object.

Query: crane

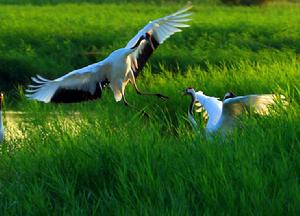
[26,3,193,108]
[183,87,285,135]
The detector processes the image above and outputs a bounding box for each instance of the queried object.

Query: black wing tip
[50,85,103,103]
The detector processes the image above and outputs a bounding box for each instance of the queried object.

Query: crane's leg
[135,86,169,100]
[122,93,132,107]
[122,92,149,118]
[119,79,149,118]
[129,72,168,100]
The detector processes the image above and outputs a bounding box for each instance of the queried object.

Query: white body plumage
[185,88,285,135]
[26,4,192,105]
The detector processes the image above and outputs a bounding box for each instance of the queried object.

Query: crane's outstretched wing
[25,62,111,103]
[195,91,223,127]
[222,94,285,118]
[126,3,192,77]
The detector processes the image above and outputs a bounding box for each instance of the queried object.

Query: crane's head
[182,87,195,96]
[223,91,236,100]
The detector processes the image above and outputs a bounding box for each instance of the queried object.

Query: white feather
[125,3,192,67]
[26,61,111,103]
[188,90,286,135]
[194,91,223,131]
[27,5,192,104]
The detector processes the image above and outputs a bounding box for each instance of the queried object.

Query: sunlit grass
[0,2,299,215]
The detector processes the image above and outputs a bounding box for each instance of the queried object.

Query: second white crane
[183,87,285,135]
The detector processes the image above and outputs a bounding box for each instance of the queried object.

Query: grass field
[0,2,300,215]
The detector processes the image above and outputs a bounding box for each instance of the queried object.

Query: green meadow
[0,1,299,214]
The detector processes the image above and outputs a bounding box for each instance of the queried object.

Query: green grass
[0,2,300,215]
[0,0,219,5]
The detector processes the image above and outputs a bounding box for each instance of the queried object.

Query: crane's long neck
[187,92,198,130]
[188,92,195,115]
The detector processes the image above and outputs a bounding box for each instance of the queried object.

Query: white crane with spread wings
[26,3,193,107]
[183,87,286,134]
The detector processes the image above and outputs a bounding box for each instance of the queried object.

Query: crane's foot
[123,100,150,118]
